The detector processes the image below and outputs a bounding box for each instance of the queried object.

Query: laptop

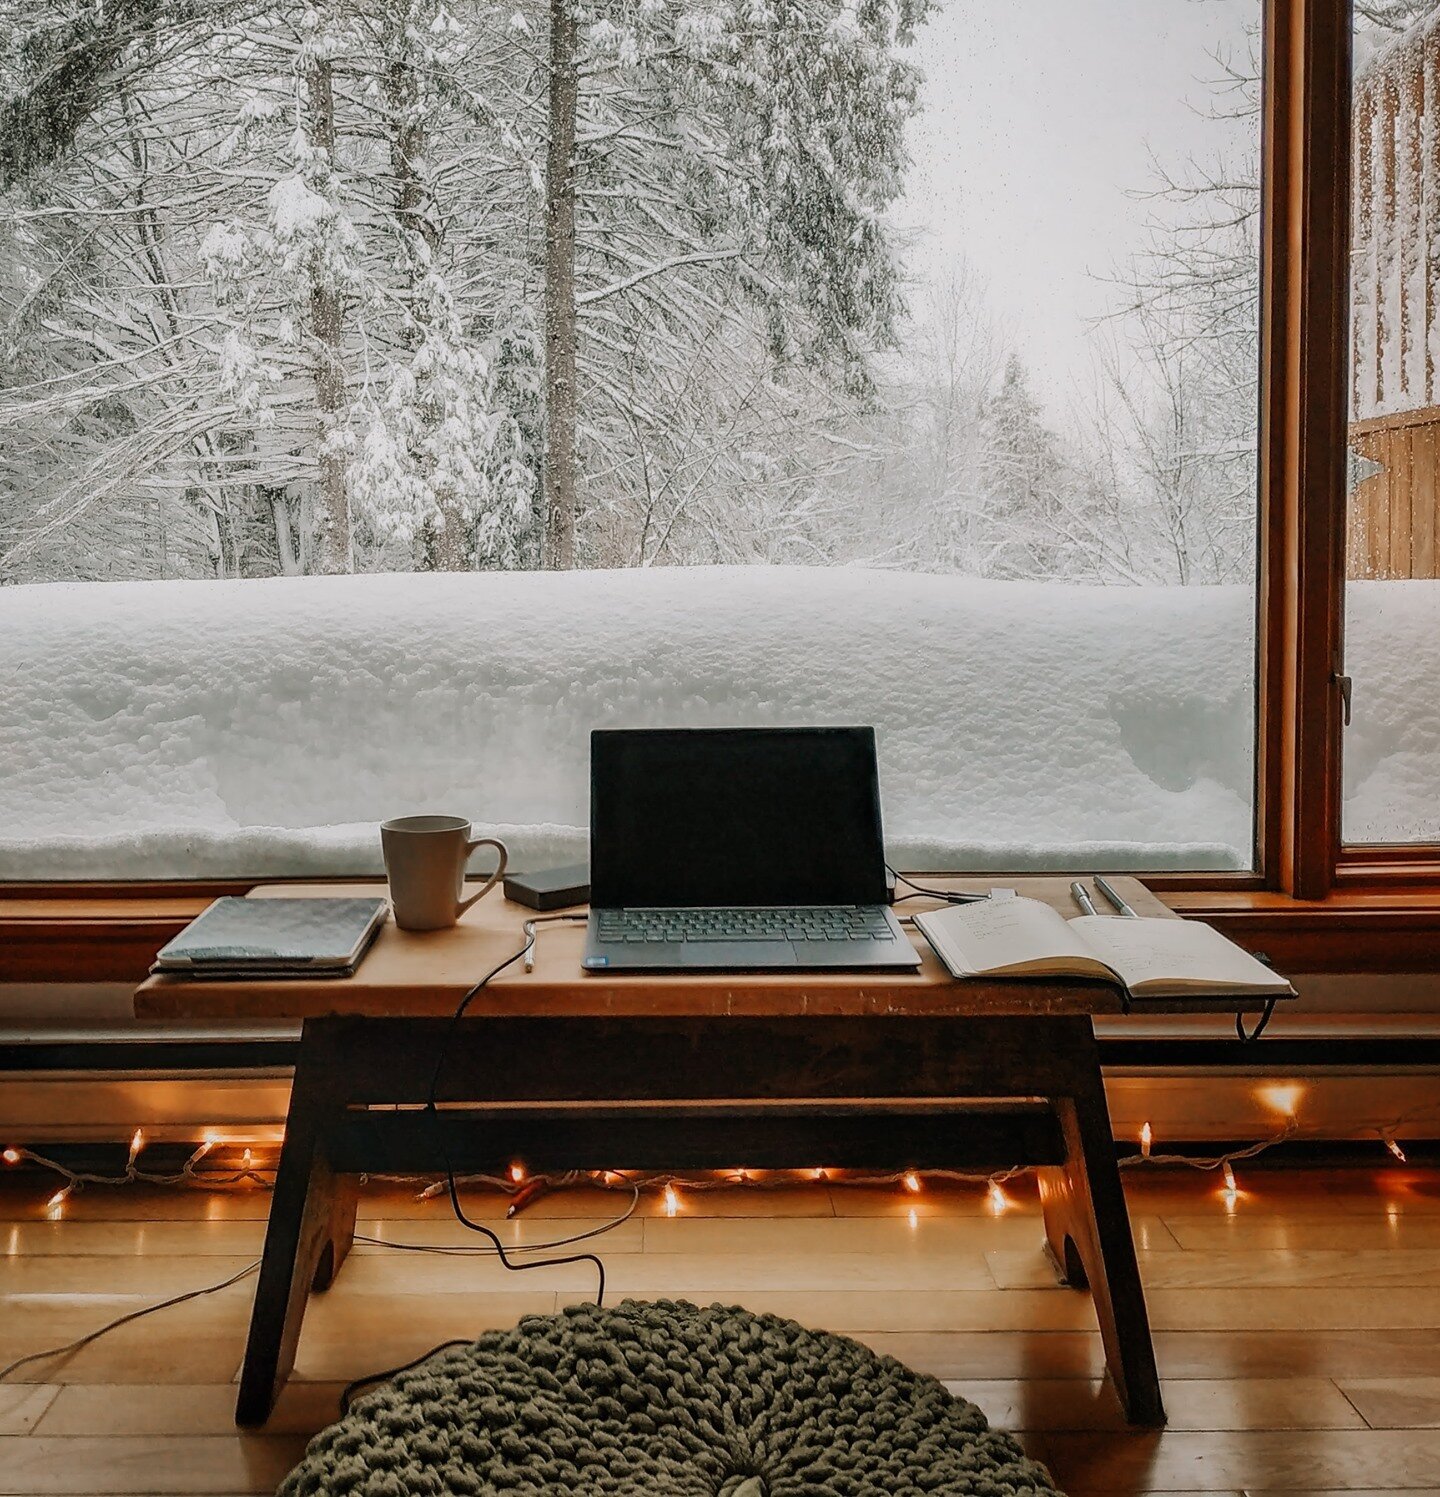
[584,726,920,971]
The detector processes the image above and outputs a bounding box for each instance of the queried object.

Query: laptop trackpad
[680,940,798,968]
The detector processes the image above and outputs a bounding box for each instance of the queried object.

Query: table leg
[312,1175,359,1290]
[236,1031,347,1427]
[1038,1041,1166,1428]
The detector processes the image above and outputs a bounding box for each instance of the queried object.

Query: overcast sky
[897,0,1258,411]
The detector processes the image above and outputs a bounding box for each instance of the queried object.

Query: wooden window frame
[5,0,1440,982]
[1329,5,1437,880]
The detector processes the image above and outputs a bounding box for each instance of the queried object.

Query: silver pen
[1094,875,1138,918]
[1069,881,1098,916]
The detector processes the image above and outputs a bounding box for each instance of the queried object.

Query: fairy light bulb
[190,1140,215,1164]
[45,1184,72,1216]
[1,1148,20,1165]
[509,1162,526,1184]
[987,1180,1009,1216]
[1257,1082,1304,1119]
[811,1167,826,1181]
[903,1171,921,1194]
[241,1148,253,1172]
[1221,1161,1238,1200]
[1139,1123,1152,1159]
[1385,1137,1408,1163]
[127,1128,144,1169]
[663,1183,680,1217]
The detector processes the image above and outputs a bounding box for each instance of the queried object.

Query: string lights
[0,1138,282,1213]
[506,1177,548,1217]
[1257,1082,1305,1119]
[1221,1161,1238,1202]
[0,1078,1423,1226]
[1116,1088,1308,1185]
[0,1144,1305,1218]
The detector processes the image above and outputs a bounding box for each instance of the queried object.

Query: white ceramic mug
[380,815,508,931]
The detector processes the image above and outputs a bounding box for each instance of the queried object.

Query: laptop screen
[590,726,888,908]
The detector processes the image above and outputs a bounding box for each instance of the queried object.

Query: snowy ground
[1344,580,1440,844]
[0,566,1424,880]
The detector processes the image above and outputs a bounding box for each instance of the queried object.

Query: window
[1345,0,1440,846]
[3,1,1265,881]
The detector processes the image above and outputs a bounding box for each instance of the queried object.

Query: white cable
[0,1258,261,1384]
[0,1113,1326,1387]
[1120,1119,1299,1171]
[0,1180,641,1387]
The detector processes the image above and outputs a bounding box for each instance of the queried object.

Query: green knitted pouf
[278,1299,1063,1496]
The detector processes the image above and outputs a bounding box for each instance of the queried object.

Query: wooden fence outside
[1349,406,1440,579]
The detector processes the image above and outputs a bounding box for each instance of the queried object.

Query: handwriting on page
[944,897,1090,969]
[1073,917,1278,989]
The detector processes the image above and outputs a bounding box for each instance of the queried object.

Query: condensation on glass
[0,0,1261,878]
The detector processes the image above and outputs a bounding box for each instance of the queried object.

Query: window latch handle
[1334,672,1353,727]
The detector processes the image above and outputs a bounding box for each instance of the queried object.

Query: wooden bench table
[135,875,1277,1430]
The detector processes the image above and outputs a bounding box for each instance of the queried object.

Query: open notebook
[914,896,1293,1001]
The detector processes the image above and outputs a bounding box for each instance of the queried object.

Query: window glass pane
[1346,1,1440,844]
[1,0,1260,879]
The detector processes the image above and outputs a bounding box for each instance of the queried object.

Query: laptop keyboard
[596,907,896,943]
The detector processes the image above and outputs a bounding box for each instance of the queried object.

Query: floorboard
[0,1162,1437,1494]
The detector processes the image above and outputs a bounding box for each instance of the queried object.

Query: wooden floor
[2,1161,1440,1495]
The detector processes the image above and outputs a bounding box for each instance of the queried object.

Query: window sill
[4,878,1440,981]
[1161,888,1440,972]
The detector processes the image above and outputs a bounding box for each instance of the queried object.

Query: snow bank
[2,566,1271,878]
[1344,581,1440,843]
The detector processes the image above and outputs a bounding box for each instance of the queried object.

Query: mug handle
[457,837,509,915]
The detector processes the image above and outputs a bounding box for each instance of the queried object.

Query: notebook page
[1068,915,1290,993]
[921,896,1099,976]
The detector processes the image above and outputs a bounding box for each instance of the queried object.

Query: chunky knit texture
[279,1299,1063,1496]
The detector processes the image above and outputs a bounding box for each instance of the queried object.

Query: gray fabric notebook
[152,897,389,977]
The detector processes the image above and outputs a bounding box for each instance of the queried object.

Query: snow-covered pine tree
[975,353,1069,577]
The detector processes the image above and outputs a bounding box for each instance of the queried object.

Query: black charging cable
[1235,951,1279,1041]
[342,921,608,1415]
[1236,995,1277,1042]
[886,866,989,905]
[423,928,608,1303]
[341,1338,473,1414]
